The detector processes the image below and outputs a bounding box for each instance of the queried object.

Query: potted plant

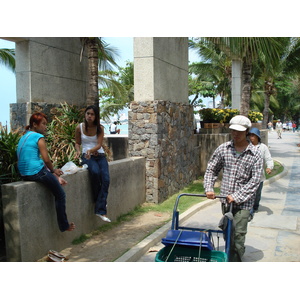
[247,111,263,123]
[199,108,218,123]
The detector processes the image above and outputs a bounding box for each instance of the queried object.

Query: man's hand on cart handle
[226,195,235,203]
[206,192,215,199]
[206,192,234,203]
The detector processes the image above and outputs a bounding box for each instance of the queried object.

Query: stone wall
[198,133,231,174]
[129,100,200,203]
[10,102,62,131]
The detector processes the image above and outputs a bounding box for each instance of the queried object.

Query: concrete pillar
[10,37,88,130]
[232,59,242,110]
[134,37,188,103]
[130,38,199,203]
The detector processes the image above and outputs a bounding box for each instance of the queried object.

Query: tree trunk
[263,93,270,129]
[240,57,252,116]
[86,38,99,107]
[263,78,274,128]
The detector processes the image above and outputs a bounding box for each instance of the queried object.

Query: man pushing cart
[155,194,233,262]
[156,115,262,262]
[204,115,263,262]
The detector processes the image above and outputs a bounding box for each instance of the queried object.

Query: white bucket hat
[229,115,252,131]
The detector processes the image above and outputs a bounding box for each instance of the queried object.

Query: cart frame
[169,193,233,261]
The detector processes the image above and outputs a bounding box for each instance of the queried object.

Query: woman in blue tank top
[17,112,75,232]
[75,105,111,222]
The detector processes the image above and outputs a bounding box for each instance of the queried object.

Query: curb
[264,160,288,186]
[116,163,287,262]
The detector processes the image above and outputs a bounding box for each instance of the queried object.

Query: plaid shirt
[204,140,263,210]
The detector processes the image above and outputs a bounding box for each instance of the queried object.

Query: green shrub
[0,127,21,185]
[0,127,21,233]
[46,103,85,168]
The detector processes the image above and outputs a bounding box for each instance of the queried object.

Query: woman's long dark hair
[84,105,102,136]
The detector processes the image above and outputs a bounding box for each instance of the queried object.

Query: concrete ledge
[104,136,128,161]
[2,157,145,261]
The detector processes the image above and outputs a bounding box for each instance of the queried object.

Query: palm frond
[0,48,15,73]
[97,38,120,71]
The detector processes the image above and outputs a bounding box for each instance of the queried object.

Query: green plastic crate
[155,245,228,262]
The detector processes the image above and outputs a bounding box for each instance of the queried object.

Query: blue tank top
[17,131,45,176]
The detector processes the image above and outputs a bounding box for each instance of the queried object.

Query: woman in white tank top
[75,105,111,222]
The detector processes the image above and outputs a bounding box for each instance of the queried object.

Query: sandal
[47,253,65,262]
[48,250,69,261]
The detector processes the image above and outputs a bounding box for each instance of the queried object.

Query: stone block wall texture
[2,157,145,262]
[129,100,200,203]
[10,102,62,131]
[198,133,231,175]
[10,101,86,132]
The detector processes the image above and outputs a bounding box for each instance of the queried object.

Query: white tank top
[80,123,104,154]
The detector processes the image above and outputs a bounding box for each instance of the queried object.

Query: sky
[0,38,17,128]
[0,37,201,130]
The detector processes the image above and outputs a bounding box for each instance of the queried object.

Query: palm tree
[274,76,300,121]
[0,48,15,73]
[99,61,134,122]
[202,37,286,116]
[189,39,232,108]
[253,37,300,126]
[80,38,119,107]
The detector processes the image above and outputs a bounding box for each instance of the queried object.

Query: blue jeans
[21,166,70,232]
[82,154,110,215]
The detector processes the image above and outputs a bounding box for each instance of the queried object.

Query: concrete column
[130,38,199,204]
[134,37,188,103]
[10,37,88,130]
[232,59,242,110]
[15,37,88,105]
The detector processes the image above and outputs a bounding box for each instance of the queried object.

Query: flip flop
[48,250,69,260]
[47,253,65,262]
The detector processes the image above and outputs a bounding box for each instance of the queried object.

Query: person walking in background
[292,121,297,133]
[75,105,111,222]
[204,115,263,262]
[248,128,273,220]
[267,121,273,132]
[275,119,283,139]
[17,112,75,232]
[109,121,120,134]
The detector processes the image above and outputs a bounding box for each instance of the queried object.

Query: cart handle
[171,193,232,230]
[172,193,227,213]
